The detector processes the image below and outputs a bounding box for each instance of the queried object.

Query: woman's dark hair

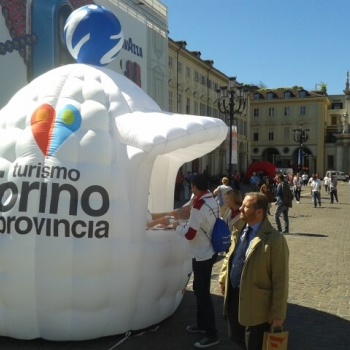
[191,174,209,191]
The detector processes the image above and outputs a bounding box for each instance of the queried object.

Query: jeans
[312,191,321,207]
[294,187,301,202]
[192,254,218,338]
[330,189,338,203]
[274,204,289,232]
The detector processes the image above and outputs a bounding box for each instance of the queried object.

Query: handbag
[262,326,288,350]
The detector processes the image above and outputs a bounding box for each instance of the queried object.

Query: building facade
[249,88,330,176]
[325,75,350,175]
[167,39,249,177]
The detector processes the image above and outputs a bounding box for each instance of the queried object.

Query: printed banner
[226,125,238,165]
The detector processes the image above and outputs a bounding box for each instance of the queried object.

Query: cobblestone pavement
[1,183,350,349]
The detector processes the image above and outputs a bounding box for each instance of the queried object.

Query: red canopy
[246,161,277,179]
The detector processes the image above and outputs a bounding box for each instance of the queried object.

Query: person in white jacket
[310,174,322,207]
[171,174,219,349]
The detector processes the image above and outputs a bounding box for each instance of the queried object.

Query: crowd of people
[147,171,291,349]
[173,169,242,203]
[146,168,342,349]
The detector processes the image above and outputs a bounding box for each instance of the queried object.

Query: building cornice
[168,38,228,81]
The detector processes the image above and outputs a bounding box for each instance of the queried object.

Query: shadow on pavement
[293,233,328,238]
[1,294,350,350]
[0,292,233,350]
[286,303,350,349]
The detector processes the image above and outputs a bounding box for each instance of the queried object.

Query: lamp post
[293,124,310,171]
[216,77,247,183]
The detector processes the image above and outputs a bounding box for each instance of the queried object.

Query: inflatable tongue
[0,5,227,340]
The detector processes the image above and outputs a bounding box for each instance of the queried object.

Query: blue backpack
[202,203,231,253]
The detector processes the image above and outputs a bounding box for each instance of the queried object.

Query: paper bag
[262,327,288,350]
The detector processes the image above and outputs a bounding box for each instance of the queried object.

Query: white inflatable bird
[0,63,227,340]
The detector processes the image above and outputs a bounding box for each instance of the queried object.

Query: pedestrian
[292,173,302,203]
[170,174,219,348]
[219,192,289,350]
[329,175,339,203]
[174,169,184,201]
[308,175,314,196]
[274,174,290,234]
[184,171,192,200]
[213,177,233,218]
[260,177,275,215]
[323,173,330,194]
[249,172,260,192]
[222,189,244,233]
[310,174,322,207]
[301,172,309,186]
[233,171,241,190]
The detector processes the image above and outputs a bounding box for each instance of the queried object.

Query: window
[300,106,306,115]
[284,126,290,140]
[152,30,162,51]
[253,108,259,117]
[200,103,206,115]
[177,61,182,74]
[168,56,173,67]
[328,155,334,169]
[201,75,206,85]
[284,107,290,116]
[267,92,275,100]
[178,94,182,113]
[194,71,199,82]
[169,90,173,112]
[254,93,261,100]
[186,98,191,114]
[154,76,162,108]
[207,79,212,89]
[331,102,343,109]
[268,108,274,117]
[253,132,259,141]
[194,101,198,115]
[207,106,212,116]
[331,115,337,125]
[284,91,291,99]
[213,82,219,91]
[299,90,307,98]
[268,131,274,141]
[186,66,191,78]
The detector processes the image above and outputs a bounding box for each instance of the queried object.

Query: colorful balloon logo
[31,104,81,156]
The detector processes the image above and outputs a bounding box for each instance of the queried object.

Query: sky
[161,0,350,95]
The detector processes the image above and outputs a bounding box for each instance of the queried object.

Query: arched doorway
[262,148,280,165]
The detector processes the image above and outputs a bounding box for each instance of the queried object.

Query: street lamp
[293,124,310,170]
[216,77,247,182]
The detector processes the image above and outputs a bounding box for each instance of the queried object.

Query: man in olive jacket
[219,192,289,350]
